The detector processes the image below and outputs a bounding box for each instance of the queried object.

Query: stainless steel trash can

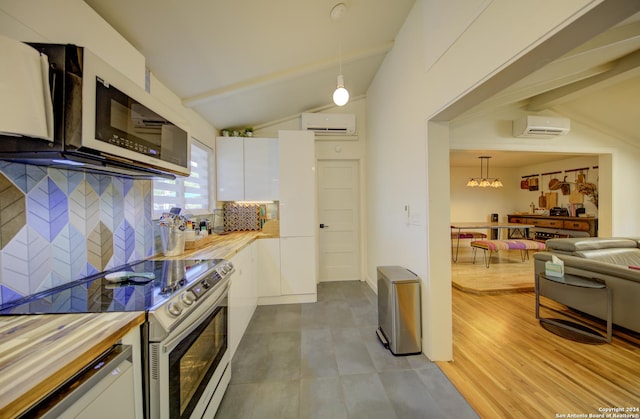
[376,266,422,355]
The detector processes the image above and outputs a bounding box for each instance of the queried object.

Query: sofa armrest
[534,251,640,283]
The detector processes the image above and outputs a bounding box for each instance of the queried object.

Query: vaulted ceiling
[83,0,416,130]
[82,1,640,167]
[451,10,640,168]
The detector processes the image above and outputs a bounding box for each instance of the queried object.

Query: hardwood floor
[438,254,640,418]
[451,246,536,294]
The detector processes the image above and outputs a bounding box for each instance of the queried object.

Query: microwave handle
[162,281,230,353]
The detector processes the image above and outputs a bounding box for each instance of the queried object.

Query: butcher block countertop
[155,230,270,261]
[0,312,145,417]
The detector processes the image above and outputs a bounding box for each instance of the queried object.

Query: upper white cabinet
[278,130,315,236]
[216,136,279,201]
[216,137,244,201]
[244,137,279,200]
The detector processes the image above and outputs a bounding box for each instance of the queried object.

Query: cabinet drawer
[532,218,564,228]
[563,220,591,231]
[509,217,528,224]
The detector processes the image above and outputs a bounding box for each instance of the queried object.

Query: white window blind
[153,139,213,219]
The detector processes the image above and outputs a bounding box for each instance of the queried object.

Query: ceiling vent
[301,112,356,135]
[513,115,570,138]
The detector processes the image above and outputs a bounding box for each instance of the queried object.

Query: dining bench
[470,239,546,267]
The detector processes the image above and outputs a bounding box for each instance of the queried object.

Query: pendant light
[466,156,503,188]
[331,3,349,106]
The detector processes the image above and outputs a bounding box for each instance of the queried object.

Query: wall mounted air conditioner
[301,112,356,135]
[513,115,570,138]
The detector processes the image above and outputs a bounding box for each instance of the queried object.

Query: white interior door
[317,160,360,282]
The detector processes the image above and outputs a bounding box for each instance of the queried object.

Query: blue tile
[0,284,24,306]
[0,162,48,193]
[86,173,112,196]
[114,220,135,265]
[27,177,68,242]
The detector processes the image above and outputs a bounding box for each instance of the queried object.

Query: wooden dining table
[450,222,534,262]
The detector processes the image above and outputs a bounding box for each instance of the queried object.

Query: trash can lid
[377,266,419,282]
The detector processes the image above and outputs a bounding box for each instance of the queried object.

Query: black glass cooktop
[0,259,222,315]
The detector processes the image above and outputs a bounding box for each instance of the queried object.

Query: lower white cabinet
[257,237,316,304]
[228,242,258,358]
[257,238,281,297]
[32,343,138,419]
[280,237,315,295]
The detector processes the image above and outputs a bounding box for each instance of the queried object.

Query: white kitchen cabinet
[256,130,317,305]
[280,236,316,295]
[257,237,316,303]
[244,137,279,200]
[216,136,279,201]
[228,241,258,358]
[257,238,281,297]
[216,137,244,201]
[278,130,315,237]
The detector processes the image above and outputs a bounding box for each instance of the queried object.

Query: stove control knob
[181,291,195,306]
[167,302,183,317]
[220,262,233,274]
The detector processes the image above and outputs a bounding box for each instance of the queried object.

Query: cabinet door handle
[319,223,330,229]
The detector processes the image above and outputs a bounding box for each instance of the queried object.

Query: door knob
[319,223,330,229]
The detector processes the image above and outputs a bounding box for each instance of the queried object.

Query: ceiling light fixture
[466,156,503,188]
[331,3,349,107]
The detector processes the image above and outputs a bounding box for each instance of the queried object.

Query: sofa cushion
[545,237,638,253]
[574,248,640,266]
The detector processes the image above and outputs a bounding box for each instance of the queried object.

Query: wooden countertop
[0,231,268,417]
[0,312,145,418]
[154,230,272,260]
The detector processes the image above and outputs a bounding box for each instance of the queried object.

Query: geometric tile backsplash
[0,162,153,306]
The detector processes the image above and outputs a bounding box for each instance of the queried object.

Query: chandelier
[466,156,503,188]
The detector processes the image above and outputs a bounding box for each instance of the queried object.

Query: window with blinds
[153,139,213,219]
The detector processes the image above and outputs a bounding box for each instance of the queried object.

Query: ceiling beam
[431,0,640,121]
[182,41,393,107]
[526,47,640,111]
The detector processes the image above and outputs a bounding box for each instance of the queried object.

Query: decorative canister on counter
[159,207,187,256]
[160,226,185,256]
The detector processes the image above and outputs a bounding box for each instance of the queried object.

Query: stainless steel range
[0,257,235,419]
[144,259,234,419]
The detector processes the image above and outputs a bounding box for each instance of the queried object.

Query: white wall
[366,0,604,360]
[450,166,519,224]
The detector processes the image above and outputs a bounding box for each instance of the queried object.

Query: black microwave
[0,42,190,179]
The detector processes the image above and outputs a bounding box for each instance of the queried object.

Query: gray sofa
[533,237,640,333]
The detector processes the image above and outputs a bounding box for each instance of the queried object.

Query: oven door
[150,287,229,419]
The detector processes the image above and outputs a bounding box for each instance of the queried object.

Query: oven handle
[162,280,230,354]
